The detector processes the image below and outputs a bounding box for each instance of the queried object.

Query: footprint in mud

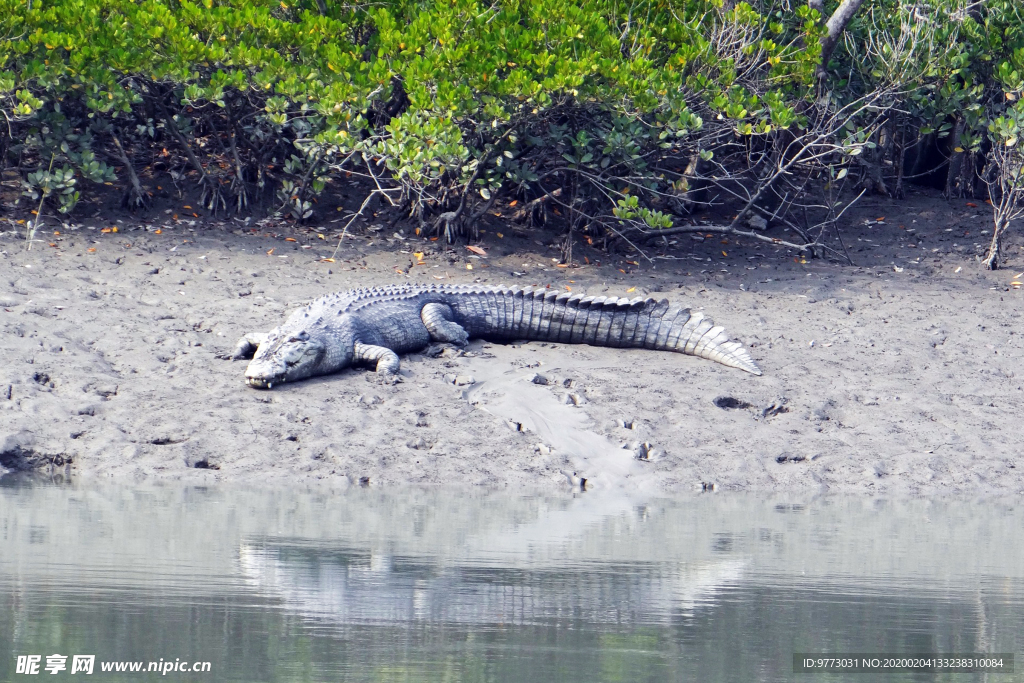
[714,396,790,419]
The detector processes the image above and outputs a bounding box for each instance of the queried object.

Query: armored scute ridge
[232,284,761,388]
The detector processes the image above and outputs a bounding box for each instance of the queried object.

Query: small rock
[568,393,587,406]
[454,375,476,386]
[561,393,574,405]
[528,373,550,385]
[406,436,428,450]
[535,443,552,455]
[560,470,586,489]
[745,214,768,230]
[628,441,656,460]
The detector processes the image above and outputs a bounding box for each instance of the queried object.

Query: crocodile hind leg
[354,341,402,382]
[421,303,469,346]
[231,332,269,360]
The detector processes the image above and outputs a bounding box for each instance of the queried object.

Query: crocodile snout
[244,360,286,390]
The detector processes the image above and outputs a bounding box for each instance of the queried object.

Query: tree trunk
[945,118,966,198]
[817,0,870,78]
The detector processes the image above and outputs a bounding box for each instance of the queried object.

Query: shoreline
[2,189,1022,494]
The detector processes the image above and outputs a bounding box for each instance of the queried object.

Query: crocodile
[232,284,761,389]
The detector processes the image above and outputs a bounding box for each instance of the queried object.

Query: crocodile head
[244,329,327,389]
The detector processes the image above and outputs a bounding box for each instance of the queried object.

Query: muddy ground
[1,187,1022,494]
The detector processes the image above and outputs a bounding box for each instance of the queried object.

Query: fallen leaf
[87,247,96,252]
[466,264,473,270]
[556,264,568,268]
[320,258,335,263]
[318,233,325,240]
[173,214,178,220]
[509,200,518,207]
[627,260,639,266]
[618,268,626,274]
[48,243,57,247]
[184,205,192,209]
[497,232,504,238]
[267,248,274,255]
[101,228,112,233]
[414,252,424,260]
[155,229,163,234]
[626,287,636,293]
[192,213,198,218]
[433,275,445,280]
[583,256,590,264]
[285,237,297,242]
[415,227,421,235]
[966,202,978,208]
[565,286,572,291]
[722,251,728,257]
[467,245,487,256]
[430,237,439,242]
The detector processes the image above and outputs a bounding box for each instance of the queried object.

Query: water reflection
[0,480,1021,682]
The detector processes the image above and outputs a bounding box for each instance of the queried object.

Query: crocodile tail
[660,307,762,375]
[490,289,761,375]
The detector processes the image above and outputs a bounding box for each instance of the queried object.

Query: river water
[1,478,1021,681]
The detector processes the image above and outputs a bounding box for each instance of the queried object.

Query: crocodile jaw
[244,337,326,389]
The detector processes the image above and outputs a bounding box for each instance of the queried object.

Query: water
[1,478,1021,682]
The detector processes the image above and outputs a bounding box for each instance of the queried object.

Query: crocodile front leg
[421,303,469,345]
[231,332,269,360]
[354,341,401,382]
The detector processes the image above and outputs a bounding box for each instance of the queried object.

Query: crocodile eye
[289,331,310,343]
